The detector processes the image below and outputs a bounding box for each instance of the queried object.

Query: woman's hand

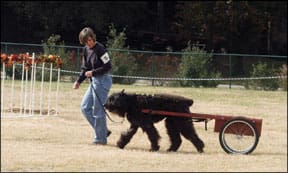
[73,81,80,89]
[85,70,93,78]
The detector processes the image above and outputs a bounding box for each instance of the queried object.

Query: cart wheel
[219,117,259,154]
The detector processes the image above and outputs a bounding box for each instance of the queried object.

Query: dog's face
[104,89,129,117]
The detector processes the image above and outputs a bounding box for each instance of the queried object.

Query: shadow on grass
[90,143,203,155]
[88,143,286,156]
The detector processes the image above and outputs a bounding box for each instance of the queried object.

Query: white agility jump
[1,53,62,118]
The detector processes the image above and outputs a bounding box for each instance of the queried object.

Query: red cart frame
[142,109,263,154]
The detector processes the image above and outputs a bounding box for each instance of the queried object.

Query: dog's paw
[167,148,177,152]
[196,145,204,153]
[150,145,160,152]
[196,141,205,153]
[116,141,125,149]
[149,149,158,152]
[197,148,204,153]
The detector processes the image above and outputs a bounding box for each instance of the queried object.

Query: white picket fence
[1,53,61,118]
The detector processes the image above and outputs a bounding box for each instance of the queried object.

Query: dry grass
[1,81,287,172]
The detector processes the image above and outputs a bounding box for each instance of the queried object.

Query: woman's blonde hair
[79,27,96,45]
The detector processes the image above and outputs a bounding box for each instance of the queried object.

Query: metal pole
[229,55,232,89]
[77,48,80,71]
[151,53,154,86]
[20,61,25,116]
[24,69,28,116]
[1,62,5,116]
[10,63,15,113]
[55,67,60,114]
[32,53,37,116]
[29,53,35,115]
[40,62,45,116]
[47,63,53,116]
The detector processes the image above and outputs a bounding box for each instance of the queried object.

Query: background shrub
[106,23,137,84]
[249,62,279,90]
[279,64,287,91]
[178,41,221,87]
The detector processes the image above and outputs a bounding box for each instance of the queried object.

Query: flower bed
[1,53,62,69]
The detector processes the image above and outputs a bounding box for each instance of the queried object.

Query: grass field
[1,80,287,172]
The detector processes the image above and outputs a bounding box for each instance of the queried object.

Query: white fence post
[1,53,61,118]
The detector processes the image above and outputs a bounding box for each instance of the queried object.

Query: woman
[73,27,112,145]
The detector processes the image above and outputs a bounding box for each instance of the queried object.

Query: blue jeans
[81,74,112,143]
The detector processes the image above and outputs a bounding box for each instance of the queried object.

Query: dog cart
[142,109,262,154]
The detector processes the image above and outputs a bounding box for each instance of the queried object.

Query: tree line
[1,1,287,55]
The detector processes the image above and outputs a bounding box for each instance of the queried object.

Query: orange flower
[55,58,62,68]
[1,53,8,63]
[25,54,31,62]
[45,55,52,63]
[41,55,48,63]
[34,58,39,64]
[25,58,33,70]
[6,59,13,68]
[1,53,62,69]
[9,54,18,62]
[48,54,57,62]
[38,55,45,63]
[18,54,26,62]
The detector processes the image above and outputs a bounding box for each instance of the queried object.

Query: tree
[106,23,137,84]
[173,1,287,55]
[1,1,286,55]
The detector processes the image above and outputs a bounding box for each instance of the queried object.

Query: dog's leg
[180,120,205,153]
[117,124,138,149]
[141,123,160,151]
[165,118,182,151]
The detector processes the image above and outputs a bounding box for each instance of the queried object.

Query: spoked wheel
[219,117,259,154]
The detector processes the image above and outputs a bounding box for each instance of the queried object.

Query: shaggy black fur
[104,90,205,153]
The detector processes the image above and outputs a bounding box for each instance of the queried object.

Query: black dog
[104,90,204,153]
